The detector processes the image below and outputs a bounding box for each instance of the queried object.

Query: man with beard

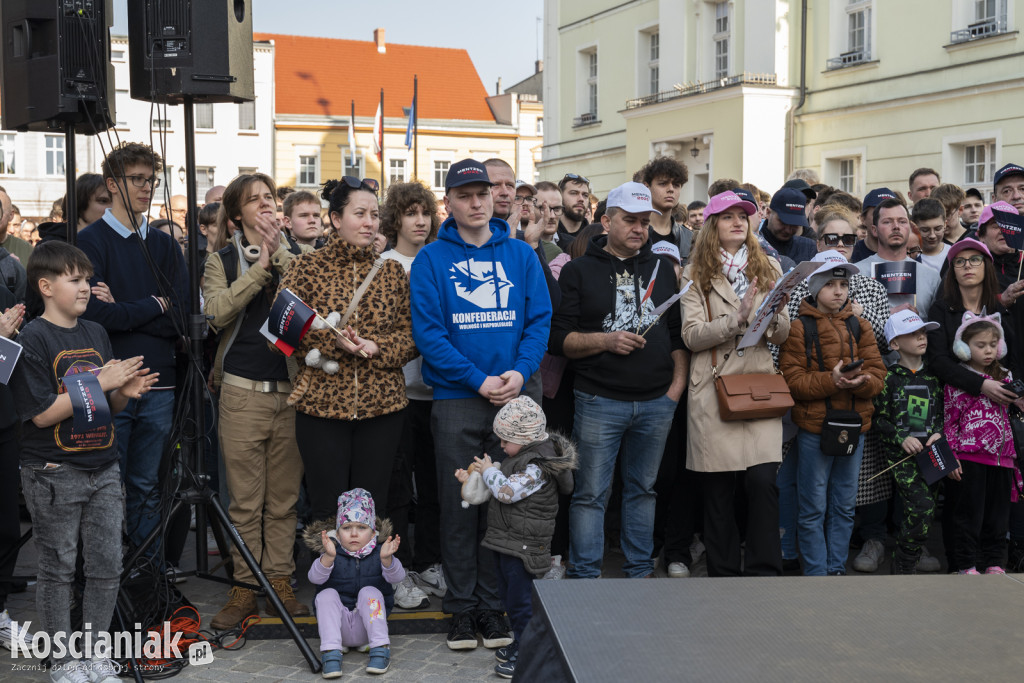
[556,173,591,247]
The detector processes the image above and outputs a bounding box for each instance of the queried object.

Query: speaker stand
[64,122,77,244]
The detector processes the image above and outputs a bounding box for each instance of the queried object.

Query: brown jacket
[276,237,417,420]
[778,298,885,434]
[680,259,791,473]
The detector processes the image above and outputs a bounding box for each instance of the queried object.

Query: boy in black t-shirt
[10,242,157,682]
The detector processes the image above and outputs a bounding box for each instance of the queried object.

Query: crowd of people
[1,140,1023,682]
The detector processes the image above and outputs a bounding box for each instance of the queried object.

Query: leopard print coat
[276,237,417,420]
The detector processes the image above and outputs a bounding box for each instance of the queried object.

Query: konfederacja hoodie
[410,217,552,399]
[549,235,684,401]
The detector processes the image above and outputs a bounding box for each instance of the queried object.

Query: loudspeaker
[0,0,115,133]
[127,0,255,104]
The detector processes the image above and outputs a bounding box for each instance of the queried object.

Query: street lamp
[178,166,186,183]
[690,138,699,159]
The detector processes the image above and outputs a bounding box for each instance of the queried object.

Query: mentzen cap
[769,187,809,228]
[946,237,992,263]
[863,187,899,211]
[783,178,817,200]
[977,200,1018,227]
[445,159,493,190]
[606,181,662,215]
[703,191,757,222]
[993,162,1024,189]
[884,309,939,345]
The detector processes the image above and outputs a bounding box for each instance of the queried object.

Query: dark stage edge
[518,575,1024,682]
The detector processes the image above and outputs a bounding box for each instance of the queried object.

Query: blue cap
[768,187,809,227]
[445,159,493,190]
[863,187,899,211]
[733,187,757,206]
[993,163,1024,189]
[782,178,816,199]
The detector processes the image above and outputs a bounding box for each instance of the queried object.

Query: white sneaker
[0,609,33,654]
[207,530,220,556]
[852,538,885,573]
[667,562,691,578]
[916,546,941,573]
[542,555,566,580]
[393,575,430,609]
[49,660,92,683]
[84,657,122,683]
[412,563,447,598]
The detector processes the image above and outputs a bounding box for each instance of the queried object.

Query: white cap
[884,309,939,345]
[809,250,859,280]
[651,241,681,264]
[607,181,662,215]
[811,249,849,267]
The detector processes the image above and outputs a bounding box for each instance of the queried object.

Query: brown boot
[210,587,258,630]
[264,577,310,618]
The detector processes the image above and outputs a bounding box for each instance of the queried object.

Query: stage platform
[516,575,1024,682]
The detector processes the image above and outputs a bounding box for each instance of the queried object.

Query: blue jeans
[796,429,864,576]
[116,390,175,551]
[495,553,534,645]
[569,391,676,578]
[777,439,798,560]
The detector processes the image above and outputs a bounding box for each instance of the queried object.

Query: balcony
[950,18,1009,44]
[625,73,777,110]
[572,112,600,128]
[826,49,870,70]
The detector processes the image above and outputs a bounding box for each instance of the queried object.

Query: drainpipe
[788,0,808,175]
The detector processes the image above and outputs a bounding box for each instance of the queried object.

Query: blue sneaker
[366,645,390,674]
[321,649,342,679]
[495,641,518,663]
[495,651,518,679]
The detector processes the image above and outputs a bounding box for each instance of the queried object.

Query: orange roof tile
[256,33,495,122]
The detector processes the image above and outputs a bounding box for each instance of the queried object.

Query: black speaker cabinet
[128,0,255,104]
[0,0,115,133]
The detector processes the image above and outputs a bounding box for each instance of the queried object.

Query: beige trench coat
[680,260,791,472]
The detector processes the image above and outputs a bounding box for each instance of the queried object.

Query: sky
[111,0,545,96]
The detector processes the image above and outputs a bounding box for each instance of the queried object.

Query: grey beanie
[808,267,852,300]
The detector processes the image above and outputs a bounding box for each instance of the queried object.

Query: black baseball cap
[445,159,493,190]
[782,178,816,200]
[733,188,758,206]
[993,163,1024,189]
[768,187,809,227]
[863,187,898,211]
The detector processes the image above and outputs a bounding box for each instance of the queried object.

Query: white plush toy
[460,462,492,508]
[304,312,344,375]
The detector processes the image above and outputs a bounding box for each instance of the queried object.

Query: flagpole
[413,74,417,181]
[350,99,356,169]
[379,88,385,193]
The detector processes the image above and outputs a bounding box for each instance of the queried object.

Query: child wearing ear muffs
[944,310,1023,575]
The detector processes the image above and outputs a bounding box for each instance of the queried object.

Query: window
[389,159,407,185]
[839,159,855,193]
[587,51,598,115]
[0,134,16,175]
[196,166,215,196]
[648,32,660,96]
[433,160,451,190]
[536,117,544,136]
[846,1,871,58]
[111,50,125,61]
[976,0,997,22]
[298,154,319,186]
[238,101,256,131]
[714,3,730,79]
[195,103,214,129]
[951,0,1009,42]
[964,142,996,185]
[44,135,64,176]
[152,118,172,131]
[344,155,363,180]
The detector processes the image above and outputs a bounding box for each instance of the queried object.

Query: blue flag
[404,95,416,150]
[66,371,112,432]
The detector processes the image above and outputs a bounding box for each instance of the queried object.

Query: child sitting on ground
[455,396,577,679]
[305,488,403,678]
[874,310,944,574]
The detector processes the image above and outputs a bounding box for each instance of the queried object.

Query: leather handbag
[704,292,793,421]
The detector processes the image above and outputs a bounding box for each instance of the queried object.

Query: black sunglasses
[342,176,379,193]
[561,173,590,185]
[820,233,857,247]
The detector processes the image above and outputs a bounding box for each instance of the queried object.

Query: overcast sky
[111,0,545,96]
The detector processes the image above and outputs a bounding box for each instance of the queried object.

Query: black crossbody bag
[801,315,863,457]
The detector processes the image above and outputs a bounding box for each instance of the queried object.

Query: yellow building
[543,0,1024,201]
[257,31,519,197]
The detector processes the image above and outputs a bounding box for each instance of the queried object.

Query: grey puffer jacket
[481,433,577,575]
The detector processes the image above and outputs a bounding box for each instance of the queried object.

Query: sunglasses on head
[820,233,857,247]
[562,173,590,185]
[342,176,379,193]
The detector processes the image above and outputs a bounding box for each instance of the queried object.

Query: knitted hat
[952,309,1006,361]
[808,263,858,300]
[493,396,549,446]
[336,488,376,531]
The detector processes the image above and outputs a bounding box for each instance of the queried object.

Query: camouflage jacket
[874,362,944,456]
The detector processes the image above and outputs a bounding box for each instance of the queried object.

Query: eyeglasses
[952,254,986,269]
[541,205,564,216]
[820,233,857,247]
[122,174,160,189]
[561,173,590,186]
[341,176,379,193]
[907,247,923,258]
[514,196,537,206]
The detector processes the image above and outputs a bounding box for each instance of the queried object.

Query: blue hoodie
[410,217,552,399]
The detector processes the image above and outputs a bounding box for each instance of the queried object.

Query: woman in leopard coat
[278,177,418,520]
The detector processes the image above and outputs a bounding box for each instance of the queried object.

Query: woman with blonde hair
[680,191,791,577]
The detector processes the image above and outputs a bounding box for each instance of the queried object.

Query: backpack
[0,248,18,296]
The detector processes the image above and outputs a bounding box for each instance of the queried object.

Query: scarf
[720,244,751,298]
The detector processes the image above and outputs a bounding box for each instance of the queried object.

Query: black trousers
[0,422,21,610]
[387,400,441,570]
[701,462,782,577]
[950,460,1011,571]
[296,410,405,522]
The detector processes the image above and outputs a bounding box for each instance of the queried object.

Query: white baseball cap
[884,309,939,345]
[651,241,681,264]
[607,182,662,215]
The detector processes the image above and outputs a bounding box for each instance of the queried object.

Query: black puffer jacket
[481,433,577,575]
[926,296,1018,396]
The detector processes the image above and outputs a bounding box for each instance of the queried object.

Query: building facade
[542,0,1024,201]
[260,31,519,198]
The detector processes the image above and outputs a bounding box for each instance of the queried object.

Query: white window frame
[828,0,876,69]
[343,153,365,180]
[0,133,17,176]
[296,147,320,187]
[388,158,408,185]
[838,159,856,193]
[713,3,730,80]
[648,30,660,96]
[950,0,1010,43]
[820,148,866,198]
[238,100,256,131]
[432,159,451,191]
[941,130,1002,202]
[195,166,216,197]
[587,51,598,115]
[44,135,65,177]
[195,103,214,130]
[964,141,997,186]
